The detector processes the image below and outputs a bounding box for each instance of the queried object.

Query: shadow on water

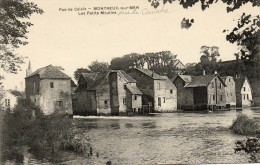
[111,122,120,129]
[142,122,156,128]
[125,123,134,128]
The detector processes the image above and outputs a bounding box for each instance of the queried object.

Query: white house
[1,91,18,110]
[234,77,253,107]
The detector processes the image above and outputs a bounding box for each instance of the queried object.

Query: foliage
[73,68,91,80]
[0,98,91,162]
[181,18,194,29]
[88,60,110,73]
[225,15,260,61]
[149,0,259,12]
[110,51,180,77]
[230,114,259,135]
[0,0,43,81]
[185,46,220,75]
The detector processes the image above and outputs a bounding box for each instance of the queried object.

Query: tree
[110,51,181,77]
[0,0,43,83]
[200,46,220,62]
[73,68,91,81]
[88,60,110,73]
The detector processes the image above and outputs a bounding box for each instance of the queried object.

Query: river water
[4,108,260,164]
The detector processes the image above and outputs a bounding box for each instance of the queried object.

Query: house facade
[25,65,73,115]
[171,75,193,109]
[1,91,18,110]
[222,76,236,107]
[173,74,227,110]
[234,77,253,107]
[75,70,142,116]
[128,68,177,112]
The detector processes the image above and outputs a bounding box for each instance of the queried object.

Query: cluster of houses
[1,63,253,116]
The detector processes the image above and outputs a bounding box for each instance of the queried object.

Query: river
[3,108,260,164]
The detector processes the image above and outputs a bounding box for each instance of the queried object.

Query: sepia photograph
[0,0,260,164]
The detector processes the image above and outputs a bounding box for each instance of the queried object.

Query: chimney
[202,69,205,75]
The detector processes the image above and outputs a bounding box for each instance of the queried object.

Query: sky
[1,0,259,90]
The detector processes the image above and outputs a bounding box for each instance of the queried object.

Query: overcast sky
[2,0,259,90]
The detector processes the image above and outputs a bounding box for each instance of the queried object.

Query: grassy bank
[0,99,92,163]
[230,114,260,135]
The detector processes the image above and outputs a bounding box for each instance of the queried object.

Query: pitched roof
[234,77,245,92]
[185,75,226,88]
[161,76,172,83]
[88,72,109,90]
[135,68,165,80]
[162,76,176,89]
[25,65,70,79]
[125,84,142,95]
[117,70,137,83]
[80,73,98,85]
[179,75,193,83]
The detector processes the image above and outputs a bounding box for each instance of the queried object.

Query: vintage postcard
[1,0,260,164]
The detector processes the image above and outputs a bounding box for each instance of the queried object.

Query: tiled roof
[185,75,226,88]
[125,84,142,95]
[25,65,70,79]
[135,68,165,80]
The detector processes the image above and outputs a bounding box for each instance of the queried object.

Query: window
[158,97,161,106]
[211,82,214,88]
[158,83,161,90]
[134,95,137,100]
[57,101,63,106]
[104,100,108,108]
[243,87,246,91]
[243,94,246,100]
[229,78,231,82]
[170,89,173,94]
[219,83,222,89]
[163,97,165,103]
[213,95,215,101]
[5,99,10,107]
[231,92,232,97]
[50,82,54,88]
[220,95,223,101]
[123,98,126,105]
[247,94,249,100]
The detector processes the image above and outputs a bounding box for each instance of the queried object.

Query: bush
[231,114,260,135]
[1,98,91,162]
